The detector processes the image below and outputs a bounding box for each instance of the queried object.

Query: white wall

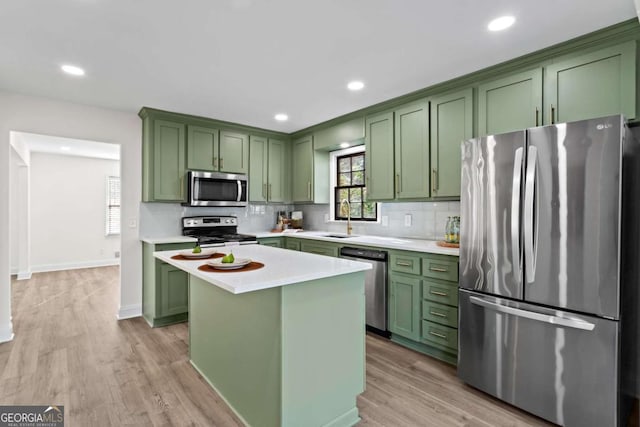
[0,91,142,343]
[30,152,120,271]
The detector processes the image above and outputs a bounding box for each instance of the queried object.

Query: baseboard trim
[117,304,142,320]
[16,271,32,280]
[0,322,14,344]
[31,258,120,273]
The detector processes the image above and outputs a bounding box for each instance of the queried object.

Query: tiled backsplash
[300,201,460,240]
[139,202,293,237]
[139,201,459,241]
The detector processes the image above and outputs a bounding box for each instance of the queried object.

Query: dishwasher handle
[339,247,388,261]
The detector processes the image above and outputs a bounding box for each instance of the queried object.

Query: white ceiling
[16,132,120,161]
[0,1,636,133]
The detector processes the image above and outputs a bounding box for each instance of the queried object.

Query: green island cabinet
[249,136,287,203]
[388,249,459,365]
[478,41,636,136]
[142,242,194,327]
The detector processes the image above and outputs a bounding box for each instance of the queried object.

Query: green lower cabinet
[299,240,339,257]
[258,237,283,248]
[388,273,422,341]
[142,241,194,327]
[158,263,189,317]
[284,238,301,251]
[388,250,459,365]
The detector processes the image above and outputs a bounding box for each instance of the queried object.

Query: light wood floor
[0,267,581,426]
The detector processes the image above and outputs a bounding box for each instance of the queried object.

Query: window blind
[106,176,121,236]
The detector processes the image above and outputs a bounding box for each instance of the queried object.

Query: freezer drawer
[458,289,620,427]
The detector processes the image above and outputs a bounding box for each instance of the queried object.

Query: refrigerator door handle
[511,147,524,279]
[469,296,595,331]
[524,145,537,283]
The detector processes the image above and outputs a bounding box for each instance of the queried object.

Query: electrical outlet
[404,214,412,227]
[381,216,389,227]
[115,251,120,258]
[128,219,137,228]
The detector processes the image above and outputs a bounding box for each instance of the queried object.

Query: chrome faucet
[340,199,353,236]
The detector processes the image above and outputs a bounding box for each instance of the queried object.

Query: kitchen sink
[323,234,358,239]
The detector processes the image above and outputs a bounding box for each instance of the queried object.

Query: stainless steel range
[182,216,257,247]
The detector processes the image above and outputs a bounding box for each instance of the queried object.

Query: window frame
[329,145,379,223]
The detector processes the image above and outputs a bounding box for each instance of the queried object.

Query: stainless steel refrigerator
[459,115,639,427]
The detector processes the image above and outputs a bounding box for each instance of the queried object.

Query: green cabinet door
[478,68,543,136]
[187,125,219,171]
[219,131,249,174]
[267,139,286,202]
[249,135,268,202]
[292,135,313,202]
[545,41,636,124]
[388,273,421,341]
[394,100,430,199]
[153,119,186,201]
[158,262,189,317]
[365,111,395,200]
[430,88,473,198]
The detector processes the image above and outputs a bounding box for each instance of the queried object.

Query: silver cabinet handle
[550,104,556,124]
[263,183,267,199]
[396,174,400,194]
[429,310,447,318]
[213,157,218,169]
[524,146,537,283]
[429,290,448,297]
[511,147,523,282]
[307,181,311,200]
[429,331,447,339]
[268,183,272,200]
[535,108,539,127]
[470,296,595,331]
[396,261,412,267]
[432,168,438,193]
[220,158,224,169]
[429,266,447,272]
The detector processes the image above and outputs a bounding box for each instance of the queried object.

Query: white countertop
[140,236,198,244]
[253,231,459,256]
[154,244,372,294]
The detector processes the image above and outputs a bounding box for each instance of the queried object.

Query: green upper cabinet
[249,136,287,203]
[267,139,286,202]
[292,135,314,202]
[149,119,186,202]
[430,88,473,198]
[187,125,219,171]
[219,131,249,174]
[395,100,430,199]
[545,41,636,124]
[249,135,268,202]
[314,117,364,150]
[478,68,543,136]
[365,111,395,200]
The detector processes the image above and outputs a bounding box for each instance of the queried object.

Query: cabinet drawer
[300,241,338,257]
[422,301,458,328]
[422,320,458,352]
[423,280,458,306]
[422,257,458,282]
[390,253,421,275]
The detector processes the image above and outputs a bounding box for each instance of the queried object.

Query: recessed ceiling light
[60,146,71,151]
[274,113,288,122]
[488,16,515,32]
[347,81,365,91]
[340,142,350,148]
[61,64,85,76]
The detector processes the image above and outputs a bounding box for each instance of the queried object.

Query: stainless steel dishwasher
[339,247,388,336]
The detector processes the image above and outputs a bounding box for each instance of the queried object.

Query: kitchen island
[154,245,371,427]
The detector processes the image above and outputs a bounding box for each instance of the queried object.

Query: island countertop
[154,244,372,295]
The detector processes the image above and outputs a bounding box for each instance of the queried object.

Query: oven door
[187,171,248,206]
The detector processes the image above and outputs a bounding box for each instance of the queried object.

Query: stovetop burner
[182,215,257,247]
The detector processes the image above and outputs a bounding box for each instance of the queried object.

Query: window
[334,151,377,221]
[106,176,120,235]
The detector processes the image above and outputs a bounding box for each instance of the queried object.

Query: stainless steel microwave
[185,171,248,207]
